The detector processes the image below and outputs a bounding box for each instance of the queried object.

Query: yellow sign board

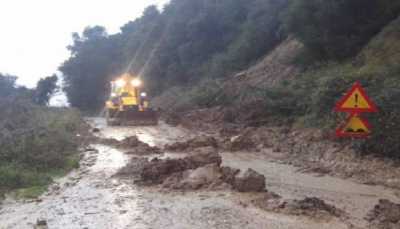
[335,82,377,113]
[336,114,371,137]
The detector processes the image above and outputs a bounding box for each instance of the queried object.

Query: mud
[120,146,267,193]
[233,169,266,192]
[164,135,218,152]
[97,135,162,155]
[162,164,227,190]
[1,117,399,229]
[130,147,222,184]
[365,199,400,229]
[225,134,257,152]
[253,196,344,221]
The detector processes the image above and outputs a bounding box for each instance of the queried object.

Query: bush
[0,99,82,196]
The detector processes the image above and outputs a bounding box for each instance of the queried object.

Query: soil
[365,199,400,229]
[119,146,267,193]
[0,118,399,229]
[164,135,218,152]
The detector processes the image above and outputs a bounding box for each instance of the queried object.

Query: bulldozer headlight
[111,93,117,97]
[140,92,147,97]
[115,79,126,87]
[131,79,142,87]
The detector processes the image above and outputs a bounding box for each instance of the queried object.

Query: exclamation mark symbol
[355,93,359,108]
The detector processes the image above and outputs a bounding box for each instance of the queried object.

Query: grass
[14,186,48,199]
[0,154,80,199]
[0,101,84,199]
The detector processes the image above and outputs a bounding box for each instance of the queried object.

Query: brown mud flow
[0,118,399,229]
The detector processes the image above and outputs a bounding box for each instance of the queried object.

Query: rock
[92,128,101,133]
[228,134,256,151]
[98,138,120,146]
[233,169,266,192]
[179,164,223,190]
[186,147,222,168]
[140,148,222,184]
[116,157,151,177]
[366,199,400,228]
[140,158,188,183]
[164,135,218,151]
[125,144,162,155]
[282,197,343,218]
[220,166,240,184]
[119,136,141,148]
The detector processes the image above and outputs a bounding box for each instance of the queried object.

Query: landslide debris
[118,147,266,192]
[140,147,222,184]
[220,134,257,152]
[252,196,344,220]
[233,169,266,192]
[96,136,162,155]
[365,199,400,229]
[164,135,218,152]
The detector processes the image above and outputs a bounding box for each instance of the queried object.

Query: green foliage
[284,0,400,60]
[35,74,58,105]
[0,98,82,197]
[60,0,290,111]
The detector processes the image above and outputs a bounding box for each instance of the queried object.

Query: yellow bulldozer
[105,74,158,126]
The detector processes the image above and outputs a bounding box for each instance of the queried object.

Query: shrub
[0,99,82,195]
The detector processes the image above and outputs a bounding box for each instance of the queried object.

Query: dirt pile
[140,147,222,184]
[162,163,226,190]
[96,137,121,146]
[164,135,218,152]
[96,136,162,155]
[281,197,343,218]
[233,169,266,192]
[365,199,400,229]
[115,157,150,177]
[220,134,257,152]
[253,196,344,220]
[215,125,400,189]
[119,147,266,192]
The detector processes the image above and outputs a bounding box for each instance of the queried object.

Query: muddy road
[0,118,399,229]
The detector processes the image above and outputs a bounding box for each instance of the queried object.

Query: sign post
[335,82,377,138]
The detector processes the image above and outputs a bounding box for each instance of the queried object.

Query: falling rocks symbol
[334,81,378,138]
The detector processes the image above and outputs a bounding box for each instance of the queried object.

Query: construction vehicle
[105,74,158,126]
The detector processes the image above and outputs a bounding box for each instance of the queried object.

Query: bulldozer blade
[107,109,158,126]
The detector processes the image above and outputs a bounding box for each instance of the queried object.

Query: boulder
[228,134,256,151]
[366,199,400,224]
[233,168,266,192]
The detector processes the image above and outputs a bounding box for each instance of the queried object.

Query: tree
[0,74,17,97]
[59,0,290,111]
[283,0,400,60]
[35,74,58,105]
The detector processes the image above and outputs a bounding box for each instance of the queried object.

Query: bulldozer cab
[105,74,157,126]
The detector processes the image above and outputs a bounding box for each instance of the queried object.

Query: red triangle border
[335,81,378,113]
[336,113,371,138]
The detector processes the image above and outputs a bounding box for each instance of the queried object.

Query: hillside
[59,0,400,158]
[153,14,400,160]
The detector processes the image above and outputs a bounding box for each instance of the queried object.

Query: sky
[0,0,169,88]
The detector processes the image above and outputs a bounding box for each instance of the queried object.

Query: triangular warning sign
[335,82,378,113]
[336,114,371,138]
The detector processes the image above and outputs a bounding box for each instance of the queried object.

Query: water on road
[0,118,398,229]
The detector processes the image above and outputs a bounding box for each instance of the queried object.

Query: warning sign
[335,82,377,113]
[336,114,371,138]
